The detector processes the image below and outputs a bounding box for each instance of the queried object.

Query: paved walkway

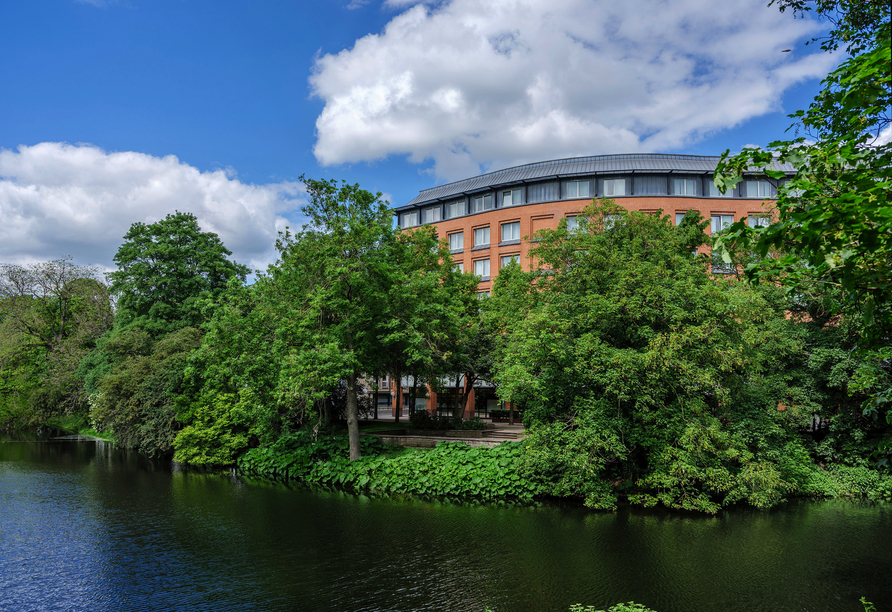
[363,420,525,448]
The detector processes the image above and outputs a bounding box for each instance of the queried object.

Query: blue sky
[0,0,837,270]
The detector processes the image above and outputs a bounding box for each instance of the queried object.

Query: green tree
[0,259,113,421]
[109,211,250,334]
[488,202,801,512]
[713,0,891,442]
[174,178,476,464]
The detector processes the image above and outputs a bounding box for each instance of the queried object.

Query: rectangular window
[501,254,520,268]
[602,179,626,196]
[604,214,622,229]
[453,262,464,273]
[477,291,490,299]
[745,180,774,198]
[674,178,696,195]
[473,194,493,212]
[566,216,579,232]
[675,212,688,225]
[707,180,734,197]
[712,254,734,274]
[448,232,464,251]
[446,198,466,218]
[502,188,522,207]
[400,210,419,229]
[501,221,520,242]
[563,180,590,199]
[711,214,735,233]
[474,226,490,247]
[748,216,771,228]
[474,258,490,279]
[423,205,441,224]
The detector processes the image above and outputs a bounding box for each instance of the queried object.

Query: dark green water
[1,436,890,612]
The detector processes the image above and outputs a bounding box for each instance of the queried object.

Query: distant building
[386,153,795,419]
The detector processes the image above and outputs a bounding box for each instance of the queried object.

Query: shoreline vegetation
[2,1,890,515]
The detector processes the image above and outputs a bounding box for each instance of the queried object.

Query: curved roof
[401,153,796,209]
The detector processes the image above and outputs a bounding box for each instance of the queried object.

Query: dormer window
[602,179,626,196]
[563,180,590,199]
[473,194,493,213]
[502,188,522,207]
[423,205,441,224]
[400,210,419,229]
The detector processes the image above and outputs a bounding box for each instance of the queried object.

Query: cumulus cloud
[310,0,840,180]
[0,143,306,272]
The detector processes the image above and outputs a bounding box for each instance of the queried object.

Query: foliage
[176,177,477,464]
[487,202,821,512]
[0,259,113,423]
[238,435,540,500]
[173,392,251,466]
[109,211,249,334]
[89,326,203,456]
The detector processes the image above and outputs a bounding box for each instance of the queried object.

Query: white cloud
[875,125,892,147]
[0,143,306,272]
[310,0,840,181]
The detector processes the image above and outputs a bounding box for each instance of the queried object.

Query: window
[566,216,579,232]
[602,179,626,196]
[711,214,735,233]
[474,226,490,247]
[474,258,490,279]
[453,262,464,273]
[502,188,522,207]
[446,198,467,218]
[706,181,734,197]
[745,180,773,198]
[473,194,493,212]
[563,180,590,199]
[400,210,418,228]
[674,178,696,195]
[477,291,490,299]
[748,216,771,228]
[501,254,520,268]
[712,254,734,274]
[448,232,464,251]
[604,214,622,229]
[501,221,520,242]
[423,205,441,224]
[675,212,688,225]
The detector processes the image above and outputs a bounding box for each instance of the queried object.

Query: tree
[109,211,250,333]
[174,178,476,464]
[713,0,891,434]
[0,259,113,419]
[713,0,891,340]
[488,202,802,512]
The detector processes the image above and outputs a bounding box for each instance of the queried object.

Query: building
[385,153,795,419]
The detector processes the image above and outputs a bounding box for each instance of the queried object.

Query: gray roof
[401,153,796,209]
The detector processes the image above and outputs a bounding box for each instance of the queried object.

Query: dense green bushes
[238,433,540,501]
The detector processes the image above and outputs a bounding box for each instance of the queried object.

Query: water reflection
[1,436,890,612]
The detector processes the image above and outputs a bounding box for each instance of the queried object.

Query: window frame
[448,231,464,251]
[473,258,491,279]
[474,226,490,248]
[501,221,521,243]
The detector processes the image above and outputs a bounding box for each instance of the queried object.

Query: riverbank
[237,429,540,501]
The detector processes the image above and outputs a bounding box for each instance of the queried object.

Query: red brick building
[386,153,794,418]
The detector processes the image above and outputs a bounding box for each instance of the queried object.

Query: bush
[238,434,540,501]
[570,603,658,612]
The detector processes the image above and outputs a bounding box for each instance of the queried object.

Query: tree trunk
[462,372,475,417]
[452,374,463,420]
[393,365,401,423]
[346,371,361,461]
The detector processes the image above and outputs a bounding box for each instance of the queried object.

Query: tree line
[0,0,888,511]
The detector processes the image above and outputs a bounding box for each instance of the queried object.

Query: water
[1,435,890,612]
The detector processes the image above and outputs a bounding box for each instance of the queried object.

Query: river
[1,435,890,612]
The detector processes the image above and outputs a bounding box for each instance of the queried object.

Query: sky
[0,0,842,272]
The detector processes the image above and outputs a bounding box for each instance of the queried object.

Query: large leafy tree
[0,259,113,419]
[174,178,476,464]
[714,0,891,433]
[488,203,802,512]
[109,211,250,333]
